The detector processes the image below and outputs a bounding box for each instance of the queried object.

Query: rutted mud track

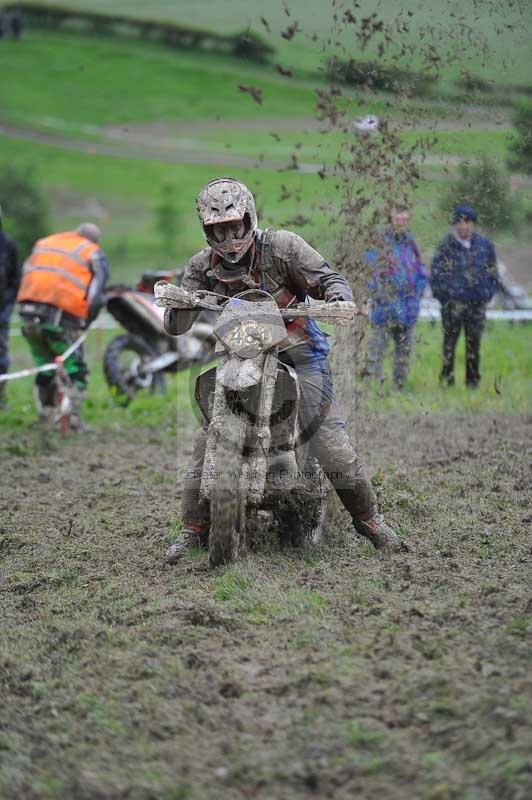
[1,413,531,799]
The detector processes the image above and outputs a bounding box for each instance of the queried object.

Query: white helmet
[196,177,257,263]
[353,114,379,138]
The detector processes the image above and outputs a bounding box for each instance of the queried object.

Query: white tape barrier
[0,330,89,383]
[419,307,532,321]
[9,304,532,339]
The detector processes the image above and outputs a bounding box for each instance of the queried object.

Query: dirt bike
[104,270,216,403]
[155,281,356,568]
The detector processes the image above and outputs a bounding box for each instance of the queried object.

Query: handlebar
[154,281,359,326]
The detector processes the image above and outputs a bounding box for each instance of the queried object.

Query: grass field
[1,28,529,277]
[1,322,530,441]
[1,11,531,799]
[1,322,531,799]
[7,29,517,135]
[37,0,532,89]
[2,125,529,285]
[0,134,336,275]
[0,32,318,126]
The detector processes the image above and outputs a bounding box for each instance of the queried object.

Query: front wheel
[209,413,249,568]
[276,457,327,548]
[103,334,165,405]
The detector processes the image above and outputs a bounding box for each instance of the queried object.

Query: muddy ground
[1,412,531,800]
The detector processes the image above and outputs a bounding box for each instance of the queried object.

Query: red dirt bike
[155,280,356,568]
[104,270,216,403]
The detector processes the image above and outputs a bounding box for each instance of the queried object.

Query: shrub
[455,72,493,94]
[232,30,275,63]
[508,101,532,176]
[439,155,515,231]
[0,164,49,258]
[5,3,275,64]
[327,57,436,97]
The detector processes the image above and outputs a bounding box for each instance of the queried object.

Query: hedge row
[2,2,275,62]
[456,73,532,98]
[328,58,532,104]
[327,56,437,97]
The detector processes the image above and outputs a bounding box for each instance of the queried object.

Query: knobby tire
[209,412,249,568]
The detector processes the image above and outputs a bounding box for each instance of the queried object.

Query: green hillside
[0,32,316,127]
[0,19,529,280]
[31,0,532,89]
[0,135,335,276]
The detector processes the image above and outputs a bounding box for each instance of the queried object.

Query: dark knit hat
[452,205,477,223]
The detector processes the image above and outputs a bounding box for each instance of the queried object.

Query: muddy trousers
[365,321,414,389]
[440,300,486,386]
[181,355,378,529]
[20,318,88,408]
[0,302,14,375]
[0,304,12,404]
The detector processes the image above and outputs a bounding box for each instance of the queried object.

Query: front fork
[199,350,278,506]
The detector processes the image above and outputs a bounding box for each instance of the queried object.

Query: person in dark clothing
[0,206,21,406]
[10,9,23,40]
[430,205,498,387]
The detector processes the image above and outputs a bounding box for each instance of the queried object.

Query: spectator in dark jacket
[0,206,20,406]
[363,206,428,389]
[10,8,23,39]
[430,205,498,387]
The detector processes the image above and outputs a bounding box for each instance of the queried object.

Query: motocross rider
[165,178,403,561]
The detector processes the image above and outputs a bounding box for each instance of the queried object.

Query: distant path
[0,119,522,176]
[103,110,512,136]
[0,121,283,170]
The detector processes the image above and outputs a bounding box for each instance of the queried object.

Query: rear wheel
[103,334,164,405]
[209,413,249,568]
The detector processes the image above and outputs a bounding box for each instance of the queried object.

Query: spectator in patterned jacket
[363,205,428,390]
[430,205,498,388]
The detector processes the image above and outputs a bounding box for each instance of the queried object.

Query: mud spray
[180,0,527,537]
[255,0,523,533]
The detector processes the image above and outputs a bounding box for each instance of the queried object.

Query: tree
[0,164,49,259]
[508,101,532,176]
[439,155,514,231]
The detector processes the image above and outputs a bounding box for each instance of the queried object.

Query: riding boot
[353,513,405,553]
[68,386,89,431]
[34,384,55,427]
[165,524,209,564]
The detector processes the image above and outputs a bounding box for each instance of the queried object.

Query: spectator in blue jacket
[363,206,428,389]
[431,205,497,387]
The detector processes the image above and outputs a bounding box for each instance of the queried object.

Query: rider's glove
[325,289,350,303]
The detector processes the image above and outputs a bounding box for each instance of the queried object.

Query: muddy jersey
[166,229,353,356]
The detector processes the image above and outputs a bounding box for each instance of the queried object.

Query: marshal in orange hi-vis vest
[17,231,99,320]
